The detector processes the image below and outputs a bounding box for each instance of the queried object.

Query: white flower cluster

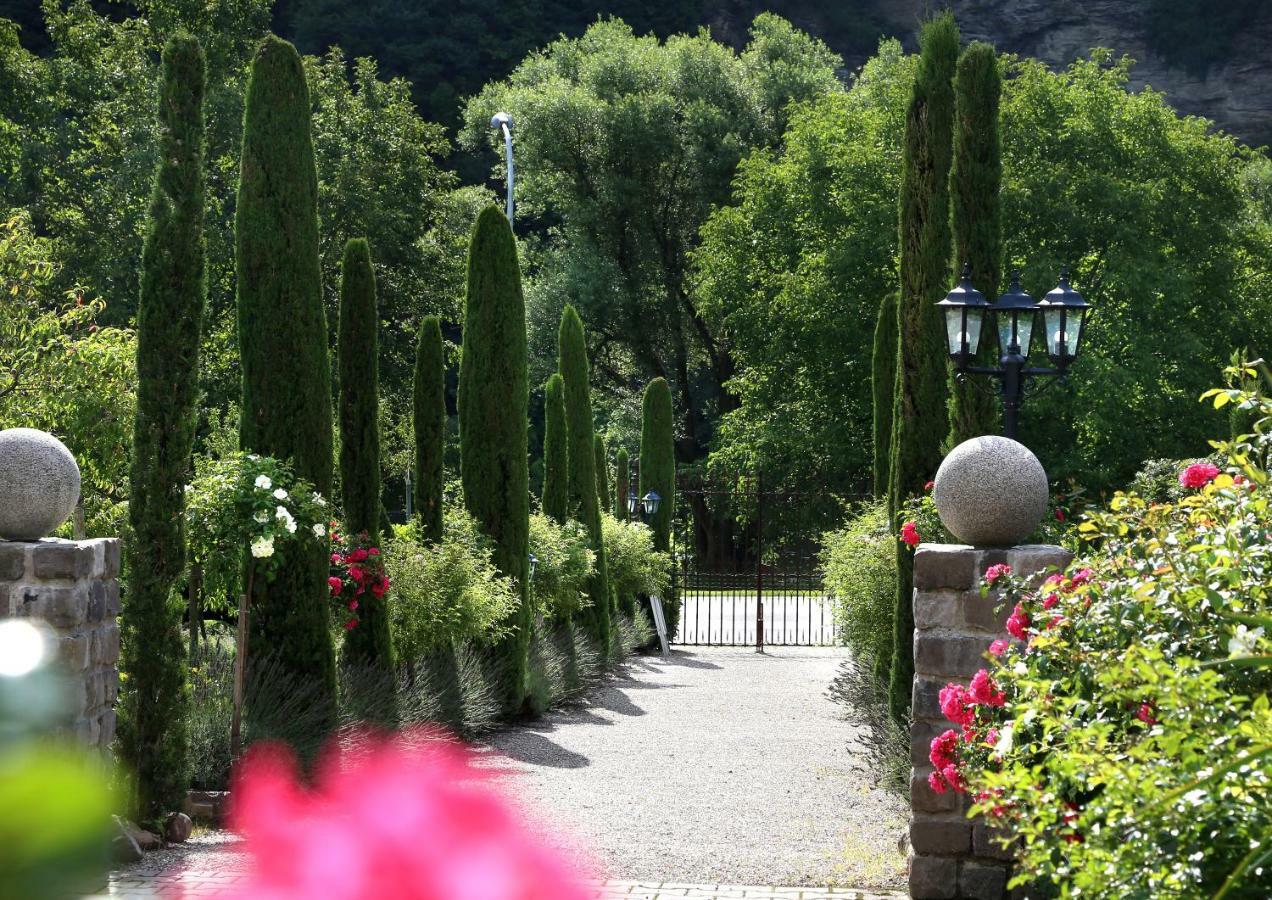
[250,535,274,559]
[275,505,297,534]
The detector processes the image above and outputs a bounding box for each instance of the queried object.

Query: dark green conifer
[459,206,531,715]
[615,447,630,522]
[948,41,1002,444]
[558,304,611,650]
[541,373,568,523]
[413,315,446,544]
[337,238,394,688]
[639,377,677,638]
[236,34,337,736]
[888,13,959,720]
[872,292,898,498]
[120,32,205,824]
[594,434,611,513]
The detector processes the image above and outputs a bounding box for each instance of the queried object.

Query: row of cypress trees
[874,13,1005,718]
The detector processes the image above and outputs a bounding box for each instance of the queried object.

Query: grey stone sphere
[933,436,1048,547]
[0,428,81,541]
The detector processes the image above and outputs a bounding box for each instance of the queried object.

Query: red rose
[349,566,365,582]
[328,576,343,596]
[1179,462,1220,489]
[900,521,920,547]
[347,599,359,611]
[371,577,388,599]
[348,548,369,563]
[343,619,357,631]
[924,480,935,492]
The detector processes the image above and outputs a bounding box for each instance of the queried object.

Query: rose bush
[329,528,389,632]
[931,363,1272,896]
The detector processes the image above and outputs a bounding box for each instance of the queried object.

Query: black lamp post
[939,264,1090,441]
[626,490,662,519]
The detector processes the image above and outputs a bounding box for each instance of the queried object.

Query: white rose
[1229,624,1264,658]
[312,523,326,538]
[254,474,272,490]
[273,487,288,500]
[312,492,326,506]
[250,536,275,559]
[254,510,268,524]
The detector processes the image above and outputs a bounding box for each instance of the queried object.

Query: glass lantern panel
[1044,308,1067,358]
[1068,309,1085,354]
[997,312,1015,354]
[965,309,984,357]
[944,308,966,357]
[1016,311,1035,356]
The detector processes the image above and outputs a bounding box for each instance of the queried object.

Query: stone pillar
[908,542,1071,900]
[0,538,122,751]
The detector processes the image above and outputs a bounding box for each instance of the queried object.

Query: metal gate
[671,472,841,649]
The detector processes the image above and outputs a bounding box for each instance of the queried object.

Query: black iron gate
[671,472,842,649]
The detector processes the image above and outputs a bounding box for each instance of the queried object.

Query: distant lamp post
[627,491,662,519]
[528,553,538,583]
[489,112,515,226]
[941,264,1090,441]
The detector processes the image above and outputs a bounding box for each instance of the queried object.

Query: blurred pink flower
[220,732,592,900]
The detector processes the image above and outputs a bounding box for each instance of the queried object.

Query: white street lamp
[490,112,514,226]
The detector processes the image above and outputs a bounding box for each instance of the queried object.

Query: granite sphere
[0,428,81,541]
[933,436,1048,547]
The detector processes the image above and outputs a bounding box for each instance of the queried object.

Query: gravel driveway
[482,646,907,889]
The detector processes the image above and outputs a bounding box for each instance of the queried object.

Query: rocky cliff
[712,0,1272,148]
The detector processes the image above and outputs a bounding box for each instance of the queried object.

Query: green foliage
[528,512,594,622]
[602,514,671,617]
[385,512,518,661]
[695,41,914,500]
[639,376,677,638]
[0,214,135,536]
[888,13,958,721]
[594,434,611,513]
[235,33,336,738]
[412,315,445,544]
[462,15,841,487]
[952,376,1272,895]
[558,304,611,650]
[337,237,393,678]
[541,373,569,523]
[459,206,531,715]
[615,447,630,522]
[946,41,1001,445]
[822,501,895,674]
[871,292,898,497]
[119,32,205,824]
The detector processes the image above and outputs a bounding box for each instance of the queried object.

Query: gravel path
[482,646,907,889]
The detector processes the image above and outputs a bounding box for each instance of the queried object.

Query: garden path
[482,646,907,890]
[97,647,907,899]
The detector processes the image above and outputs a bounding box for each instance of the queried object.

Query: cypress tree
[559,304,611,651]
[541,373,568,523]
[594,434,611,513]
[120,32,205,823]
[236,34,336,735]
[947,41,1002,445]
[888,13,959,721]
[639,377,677,638]
[413,315,446,544]
[871,292,898,497]
[337,238,394,687]
[459,206,531,716]
[615,447,630,522]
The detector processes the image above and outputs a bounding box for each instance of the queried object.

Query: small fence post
[755,470,764,653]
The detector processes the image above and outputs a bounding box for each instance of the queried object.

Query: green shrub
[384,509,518,663]
[935,364,1272,896]
[602,514,670,617]
[527,512,594,622]
[1127,454,1225,504]
[412,315,446,544]
[821,501,895,673]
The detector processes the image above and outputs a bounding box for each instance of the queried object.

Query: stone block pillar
[0,537,122,751]
[908,543,1071,900]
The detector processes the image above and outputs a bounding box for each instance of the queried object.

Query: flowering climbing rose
[984,563,1012,585]
[1179,461,1220,489]
[900,521,921,547]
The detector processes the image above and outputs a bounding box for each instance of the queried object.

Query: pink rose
[1179,462,1221,489]
[939,683,975,727]
[900,521,921,547]
[1006,604,1030,641]
[328,576,343,596]
[968,669,1006,707]
[984,563,1012,586]
[988,638,1009,657]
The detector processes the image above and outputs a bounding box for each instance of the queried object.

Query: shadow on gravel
[627,649,722,671]
[591,687,645,717]
[495,730,591,768]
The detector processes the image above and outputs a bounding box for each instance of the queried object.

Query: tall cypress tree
[236,34,336,735]
[871,292,898,498]
[459,206,531,716]
[559,304,611,651]
[337,238,394,687]
[639,377,677,638]
[120,32,205,824]
[413,315,446,544]
[615,447,630,522]
[594,434,611,513]
[947,41,1002,445]
[541,373,568,523]
[888,13,959,720]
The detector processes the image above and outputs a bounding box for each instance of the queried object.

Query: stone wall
[0,537,121,751]
[909,543,1072,900]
